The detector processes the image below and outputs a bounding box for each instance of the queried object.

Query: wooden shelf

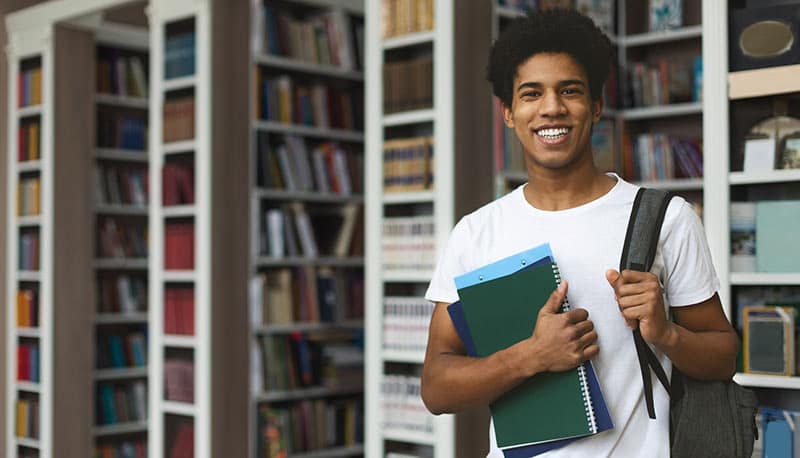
[161,401,197,417]
[730,272,800,285]
[290,445,365,458]
[382,271,434,283]
[94,204,148,215]
[729,64,800,100]
[16,327,41,338]
[255,256,363,268]
[95,148,148,162]
[93,258,148,270]
[15,437,41,449]
[621,25,702,47]
[255,385,364,403]
[16,160,43,172]
[382,349,425,364]
[94,366,148,381]
[17,215,42,227]
[382,109,435,127]
[92,420,148,437]
[254,320,363,335]
[162,140,196,155]
[162,205,196,218]
[253,120,364,142]
[162,335,196,348]
[254,54,363,81]
[16,381,41,393]
[633,178,704,191]
[382,30,435,50]
[729,169,800,185]
[254,189,363,204]
[734,373,800,390]
[620,102,702,120]
[95,312,148,325]
[95,93,148,109]
[162,75,196,91]
[382,191,435,204]
[381,428,436,446]
[17,104,42,117]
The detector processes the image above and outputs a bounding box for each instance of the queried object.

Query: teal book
[454,243,611,449]
[755,200,800,273]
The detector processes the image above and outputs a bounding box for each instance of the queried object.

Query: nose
[540,90,566,117]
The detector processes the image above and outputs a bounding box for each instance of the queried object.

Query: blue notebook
[448,243,613,456]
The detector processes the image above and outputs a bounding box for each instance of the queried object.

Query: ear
[591,97,603,123]
[502,102,515,128]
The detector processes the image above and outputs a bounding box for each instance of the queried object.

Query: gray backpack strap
[620,188,675,419]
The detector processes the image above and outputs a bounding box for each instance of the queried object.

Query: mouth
[535,126,571,143]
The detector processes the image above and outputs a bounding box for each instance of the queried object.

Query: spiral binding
[552,263,598,434]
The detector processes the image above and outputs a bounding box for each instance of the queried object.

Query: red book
[182,288,194,335]
[164,288,177,334]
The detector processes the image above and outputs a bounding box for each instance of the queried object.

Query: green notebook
[458,261,595,448]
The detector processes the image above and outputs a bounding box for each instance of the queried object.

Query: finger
[620,269,657,283]
[540,280,568,314]
[576,329,598,348]
[616,291,651,309]
[583,343,600,359]
[572,319,594,336]
[565,308,589,324]
[605,269,621,289]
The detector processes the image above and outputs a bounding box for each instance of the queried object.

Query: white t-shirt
[424,174,720,458]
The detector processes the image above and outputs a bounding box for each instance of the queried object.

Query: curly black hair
[487,8,613,107]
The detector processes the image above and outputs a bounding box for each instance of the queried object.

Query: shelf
[162,400,197,417]
[621,25,702,47]
[94,204,148,216]
[17,215,41,227]
[729,64,800,100]
[94,366,148,381]
[93,258,148,270]
[16,160,42,172]
[255,256,364,268]
[95,312,148,325]
[382,191,435,204]
[162,75,196,92]
[162,335,196,348]
[162,140,196,155]
[255,189,363,204]
[162,270,197,282]
[17,271,41,282]
[254,54,363,81]
[495,5,526,19]
[15,437,41,449]
[382,271,434,283]
[634,178,704,191]
[382,30,435,50]
[255,384,364,403]
[730,273,800,285]
[734,373,800,390]
[381,428,436,446]
[620,102,702,120]
[290,445,365,458]
[18,104,42,117]
[382,109,435,127]
[162,205,196,218]
[92,420,148,437]
[16,381,41,393]
[95,148,148,162]
[16,327,41,338]
[729,169,800,186]
[95,93,148,109]
[382,349,425,364]
[253,120,364,142]
[254,320,363,335]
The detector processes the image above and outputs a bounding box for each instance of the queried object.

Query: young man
[421,9,738,458]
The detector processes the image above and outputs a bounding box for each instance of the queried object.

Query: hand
[527,281,599,373]
[605,269,674,346]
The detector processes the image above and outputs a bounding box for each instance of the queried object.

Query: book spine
[552,262,597,433]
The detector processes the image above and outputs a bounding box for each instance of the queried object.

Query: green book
[458,261,596,448]
[755,200,800,273]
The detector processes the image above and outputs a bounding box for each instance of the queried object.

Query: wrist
[499,337,543,380]
[655,322,680,352]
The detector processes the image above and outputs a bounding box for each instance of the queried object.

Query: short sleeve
[661,200,721,307]
[424,216,474,304]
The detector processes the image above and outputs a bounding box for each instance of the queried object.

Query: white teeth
[537,127,569,138]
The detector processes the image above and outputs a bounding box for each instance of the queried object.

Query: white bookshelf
[248,1,366,456]
[366,0,493,457]
[6,21,53,458]
[703,1,800,405]
[85,16,152,458]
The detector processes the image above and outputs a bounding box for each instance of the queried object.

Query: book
[743,305,795,376]
[755,200,800,273]
[449,243,612,454]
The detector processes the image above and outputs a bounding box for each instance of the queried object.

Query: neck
[523,164,616,211]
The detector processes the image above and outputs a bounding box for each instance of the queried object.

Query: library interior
[1,0,800,457]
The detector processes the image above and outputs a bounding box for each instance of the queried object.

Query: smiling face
[503,52,602,173]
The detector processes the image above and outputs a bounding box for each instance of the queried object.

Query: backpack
[621,188,759,458]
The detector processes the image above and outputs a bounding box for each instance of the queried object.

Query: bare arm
[607,269,738,380]
[420,281,599,414]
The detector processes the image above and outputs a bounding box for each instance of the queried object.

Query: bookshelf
[248,1,367,456]
[6,15,96,458]
[148,0,250,457]
[491,1,705,207]
[702,1,800,407]
[92,21,150,457]
[365,0,492,457]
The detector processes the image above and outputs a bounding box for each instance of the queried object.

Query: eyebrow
[516,79,587,92]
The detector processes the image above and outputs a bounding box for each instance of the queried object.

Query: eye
[521,90,540,99]
[562,87,583,95]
